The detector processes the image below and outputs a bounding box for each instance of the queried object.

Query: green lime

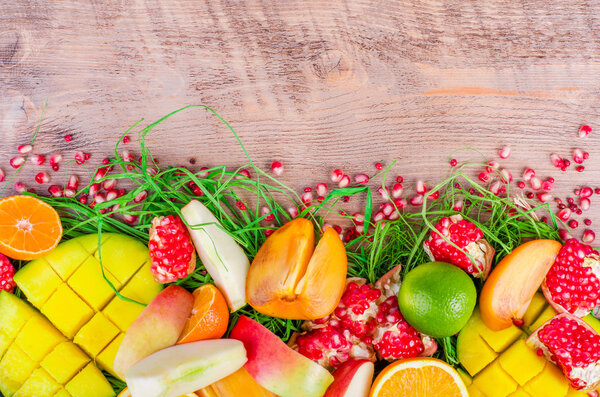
[398,261,476,338]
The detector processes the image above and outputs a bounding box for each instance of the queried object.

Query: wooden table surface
[1,1,600,236]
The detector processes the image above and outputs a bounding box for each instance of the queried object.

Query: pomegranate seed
[341,196,350,203]
[396,176,403,183]
[584,219,592,226]
[547,177,555,183]
[353,213,365,224]
[63,134,73,142]
[490,181,502,195]
[10,156,24,169]
[316,183,328,197]
[573,148,584,164]
[392,183,403,198]
[478,172,490,183]
[121,150,134,162]
[93,168,107,181]
[123,214,138,224]
[354,174,369,184]
[14,182,26,193]
[381,203,394,216]
[29,154,45,166]
[301,191,313,203]
[122,135,130,144]
[409,195,423,206]
[526,192,534,199]
[102,179,116,191]
[133,190,148,203]
[579,197,591,211]
[567,197,575,204]
[486,161,499,173]
[17,144,32,154]
[541,181,553,192]
[583,151,590,160]
[450,158,457,167]
[517,181,526,189]
[559,203,566,209]
[582,229,596,243]
[270,161,283,176]
[576,165,584,172]
[596,188,600,195]
[287,206,298,218]
[88,184,100,198]
[415,180,427,194]
[62,188,75,198]
[576,209,582,215]
[102,158,110,165]
[498,146,511,159]
[563,159,571,167]
[537,193,552,203]
[529,177,542,191]
[550,153,563,168]
[338,175,351,188]
[500,169,512,183]
[237,169,251,179]
[304,187,312,193]
[377,186,389,200]
[0,169,4,183]
[375,162,383,170]
[84,153,91,160]
[34,172,49,184]
[453,199,464,212]
[95,193,106,204]
[578,125,592,138]
[331,169,343,183]
[387,211,399,221]
[541,216,549,223]
[557,208,571,221]
[74,152,86,165]
[106,190,118,201]
[48,185,62,197]
[373,211,385,222]
[568,220,579,229]
[522,168,535,181]
[394,198,407,209]
[558,228,572,241]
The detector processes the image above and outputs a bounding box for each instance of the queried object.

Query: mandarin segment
[177,284,229,344]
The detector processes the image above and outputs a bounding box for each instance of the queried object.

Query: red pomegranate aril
[567,197,575,204]
[74,152,86,165]
[486,161,499,173]
[478,172,490,183]
[582,230,596,243]
[237,169,251,179]
[416,180,427,194]
[568,220,579,229]
[10,156,24,169]
[133,190,148,203]
[303,187,312,193]
[49,153,62,167]
[537,193,552,203]
[573,148,585,164]
[381,203,394,217]
[0,253,16,293]
[558,228,572,241]
[338,174,351,188]
[579,125,592,138]
[30,155,45,165]
[331,169,344,183]
[353,213,365,224]
[523,168,536,181]
[395,198,407,209]
[0,169,4,182]
[580,198,591,211]
[526,192,534,199]
[453,199,464,212]
[63,189,75,198]
[123,214,138,224]
[48,185,62,197]
[563,159,571,167]
[490,181,502,195]
[576,209,582,215]
[541,216,549,223]
[17,144,32,154]
[550,153,564,168]
[450,158,458,167]
[102,179,116,191]
[498,146,511,159]
[64,134,73,142]
[94,193,106,204]
[529,177,542,191]
[354,174,370,184]
[122,135,130,144]
[517,181,526,189]
[84,153,91,160]
[316,183,328,197]
[288,206,299,218]
[378,186,390,200]
[585,219,592,226]
[569,204,578,212]
[396,176,404,183]
[557,208,572,221]
[500,169,513,183]
[34,172,49,184]
[14,182,26,193]
[92,168,106,181]
[301,191,313,203]
[409,195,423,206]
[427,190,439,200]
[392,183,403,198]
[102,158,111,165]
[373,211,385,222]
[88,184,100,198]
[580,187,594,198]
[375,162,383,170]
[576,166,585,172]
[106,190,118,201]
[583,152,590,160]
[542,181,553,192]
[65,175,78,191]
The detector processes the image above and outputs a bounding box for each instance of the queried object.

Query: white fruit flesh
[343,362,374,397]
[181,200,250,311]
[126,339,247,397]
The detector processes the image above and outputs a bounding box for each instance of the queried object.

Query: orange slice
[177,284,229,344]
[0,195,62,260]
[369,357,468,397]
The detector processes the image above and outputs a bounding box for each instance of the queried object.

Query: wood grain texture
[1,1,600,234]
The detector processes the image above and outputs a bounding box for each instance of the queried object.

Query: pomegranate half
[246,218,347,320]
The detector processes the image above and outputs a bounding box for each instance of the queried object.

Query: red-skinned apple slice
[113,285,194,378]
[323,359,374,397]
[230,315,334,397]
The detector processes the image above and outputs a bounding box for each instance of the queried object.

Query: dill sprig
[14,106,561,392]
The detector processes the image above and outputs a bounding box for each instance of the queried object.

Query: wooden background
[1,0,600,236]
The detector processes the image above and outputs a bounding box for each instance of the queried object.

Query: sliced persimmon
[246,218,347,320]
[480,239,561,331]
[0,195,62,260]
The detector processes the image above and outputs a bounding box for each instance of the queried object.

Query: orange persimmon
[246,218,347,320]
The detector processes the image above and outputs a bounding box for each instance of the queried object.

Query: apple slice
[324,359,374,397]
[113,285,194,378]
[480,239,562,331]
[181,200,250,312]
[230,315,334,397]
[125,339,247,397]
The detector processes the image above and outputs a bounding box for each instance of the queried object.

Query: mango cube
[477,322,523,352]
[521,292,547,328]
[0,291,35,339]
[65,363,115,397]
[41,342,89,384]
[498,339,545,386]
[14,368,61,397]
[527,305,557,334]
[42,284,94,338]
[74,313,119,357]
[68,256,121,310]
[0,331,10,360]
[120,261,162,304]
[103,296,145,332]
[0,344,37,396]
[53,389,72,397]
[94,234,149,285]
[14,316,65,362]
[507,388,532,397]
[97,333,123,377]
[523,363,568,397]
[76,233,112,253]
[13,259,62,307]
[472,361,518,397]
[96,334,124,378]
[43,238,91,279]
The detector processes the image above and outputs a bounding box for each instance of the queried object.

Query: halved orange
[177,284,229,344]
[369,357,468,397]
[0,195,62,260]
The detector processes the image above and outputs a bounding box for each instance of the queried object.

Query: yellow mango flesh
[41,342,90,384]
[65,363,115,397]
[458,293,596,397]
[13,368,60,397]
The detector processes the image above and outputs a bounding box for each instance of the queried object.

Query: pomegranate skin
[542,239,600,317]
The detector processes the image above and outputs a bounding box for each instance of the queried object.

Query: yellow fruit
[96,334,124,378]
[13,368,60,397]
[197,367,278,397]
[457,293,596,397]
[65,363,115,397]
[40,342,90,384]
[14,316,65,362]
[0,344,37,395]
[14,233,162,379]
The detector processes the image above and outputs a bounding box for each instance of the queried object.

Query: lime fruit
[398,261,476,338]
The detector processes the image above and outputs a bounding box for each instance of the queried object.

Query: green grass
[13,105,561,393]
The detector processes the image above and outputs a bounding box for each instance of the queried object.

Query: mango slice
[13,258,62,307]
[41,342,90,384]
[14,368,60,397]
[14,316,65,362]
[74,312,120,357]
[65,363,114,397]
